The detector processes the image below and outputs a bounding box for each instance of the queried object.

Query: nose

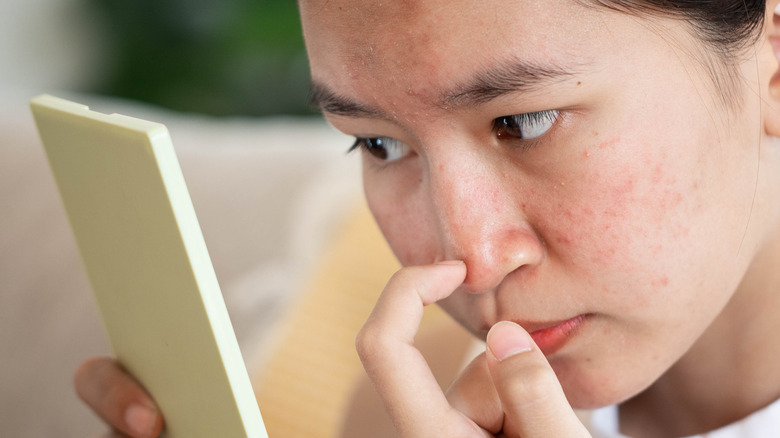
[427,148,544,293]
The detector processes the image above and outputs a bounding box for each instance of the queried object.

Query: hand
[74,357,165,438]
[355,261,590,437]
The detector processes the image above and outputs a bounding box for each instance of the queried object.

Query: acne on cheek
[545,139,694,277]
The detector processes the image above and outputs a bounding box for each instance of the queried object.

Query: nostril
[460,261,534,294]
[460,262,512,294]
[456,231,544,294]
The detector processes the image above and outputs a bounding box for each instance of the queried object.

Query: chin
[552,356,656,410]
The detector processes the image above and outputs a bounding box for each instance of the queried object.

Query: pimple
[651,276,669,288]
[607,176,636,206]
[556,235,573,245]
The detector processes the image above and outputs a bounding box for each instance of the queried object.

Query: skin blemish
[652,276,670,288]
[556,235,573,245]
[608,175,636,205]
[598,135,621,150]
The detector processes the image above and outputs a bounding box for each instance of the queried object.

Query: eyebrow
[442,59,578,107]
[308,83,384,118]
[309,59,578,119]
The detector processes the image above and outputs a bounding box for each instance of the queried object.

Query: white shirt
[585,398,780,438]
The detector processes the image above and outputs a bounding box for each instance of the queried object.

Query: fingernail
[775,2,780,15]
[125,403,157,437]
[436,260,464,266]
[487,321,533,361]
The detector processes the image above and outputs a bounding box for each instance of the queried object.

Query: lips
[481,314,588,356]
[526,314,587,355]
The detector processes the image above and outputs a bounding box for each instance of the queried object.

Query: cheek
[537,135,698,289]
[363,164,440,266]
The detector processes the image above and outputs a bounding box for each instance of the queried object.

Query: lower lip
[528,315,587,356]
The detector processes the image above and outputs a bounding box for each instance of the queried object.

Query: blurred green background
[87,0,312,116]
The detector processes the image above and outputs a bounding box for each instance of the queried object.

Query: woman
[77,1,780,436]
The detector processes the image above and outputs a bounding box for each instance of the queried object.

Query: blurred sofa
[0,90,367,436]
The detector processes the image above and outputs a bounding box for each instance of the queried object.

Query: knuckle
[386,267,417,290]
[387,265,429,288]
[73,356,113,401]
[355,323,389,364]
[387,268,432,303]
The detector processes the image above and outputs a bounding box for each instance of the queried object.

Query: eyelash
[348,109,560,160]
[347,137,411,163]
[494,110,560,142]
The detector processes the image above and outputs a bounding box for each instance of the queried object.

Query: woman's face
[301,0,780,408]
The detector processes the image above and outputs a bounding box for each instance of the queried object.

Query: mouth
[527,315,587,355]
[481,314,588,356]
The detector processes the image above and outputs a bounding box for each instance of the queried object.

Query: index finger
[75,357,164,438]
[355,261,484,437]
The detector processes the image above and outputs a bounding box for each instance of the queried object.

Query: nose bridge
[427,148,542,292]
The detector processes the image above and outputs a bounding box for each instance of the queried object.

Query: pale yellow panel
[30,95,267,438]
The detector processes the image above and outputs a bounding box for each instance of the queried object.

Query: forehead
[299,0,610,110]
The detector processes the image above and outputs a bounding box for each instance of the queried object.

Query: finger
[485,321,590,437]
[356,261,486,437]
[445,352,505,435]
[75,357,164,438]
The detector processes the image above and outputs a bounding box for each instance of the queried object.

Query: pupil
[497,116,522,139]
[366,138,388,159]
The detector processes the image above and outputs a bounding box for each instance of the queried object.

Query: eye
[348,136,411,162]
[494,110,560,140]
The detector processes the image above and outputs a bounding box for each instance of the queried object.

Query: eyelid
[348,136,412,163]
[494,109,561,143]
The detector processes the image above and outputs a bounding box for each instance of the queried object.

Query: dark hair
[591,1,765,55]
[588,0,766,107]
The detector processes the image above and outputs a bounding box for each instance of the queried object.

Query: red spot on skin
[557,235,572,245]
[615,178,635,199]
[598,136,620,150]
[652,276,669,288]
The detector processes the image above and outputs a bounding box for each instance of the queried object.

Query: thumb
[485,321,590,438]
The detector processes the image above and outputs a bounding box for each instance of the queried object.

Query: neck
[619,233,780,438]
